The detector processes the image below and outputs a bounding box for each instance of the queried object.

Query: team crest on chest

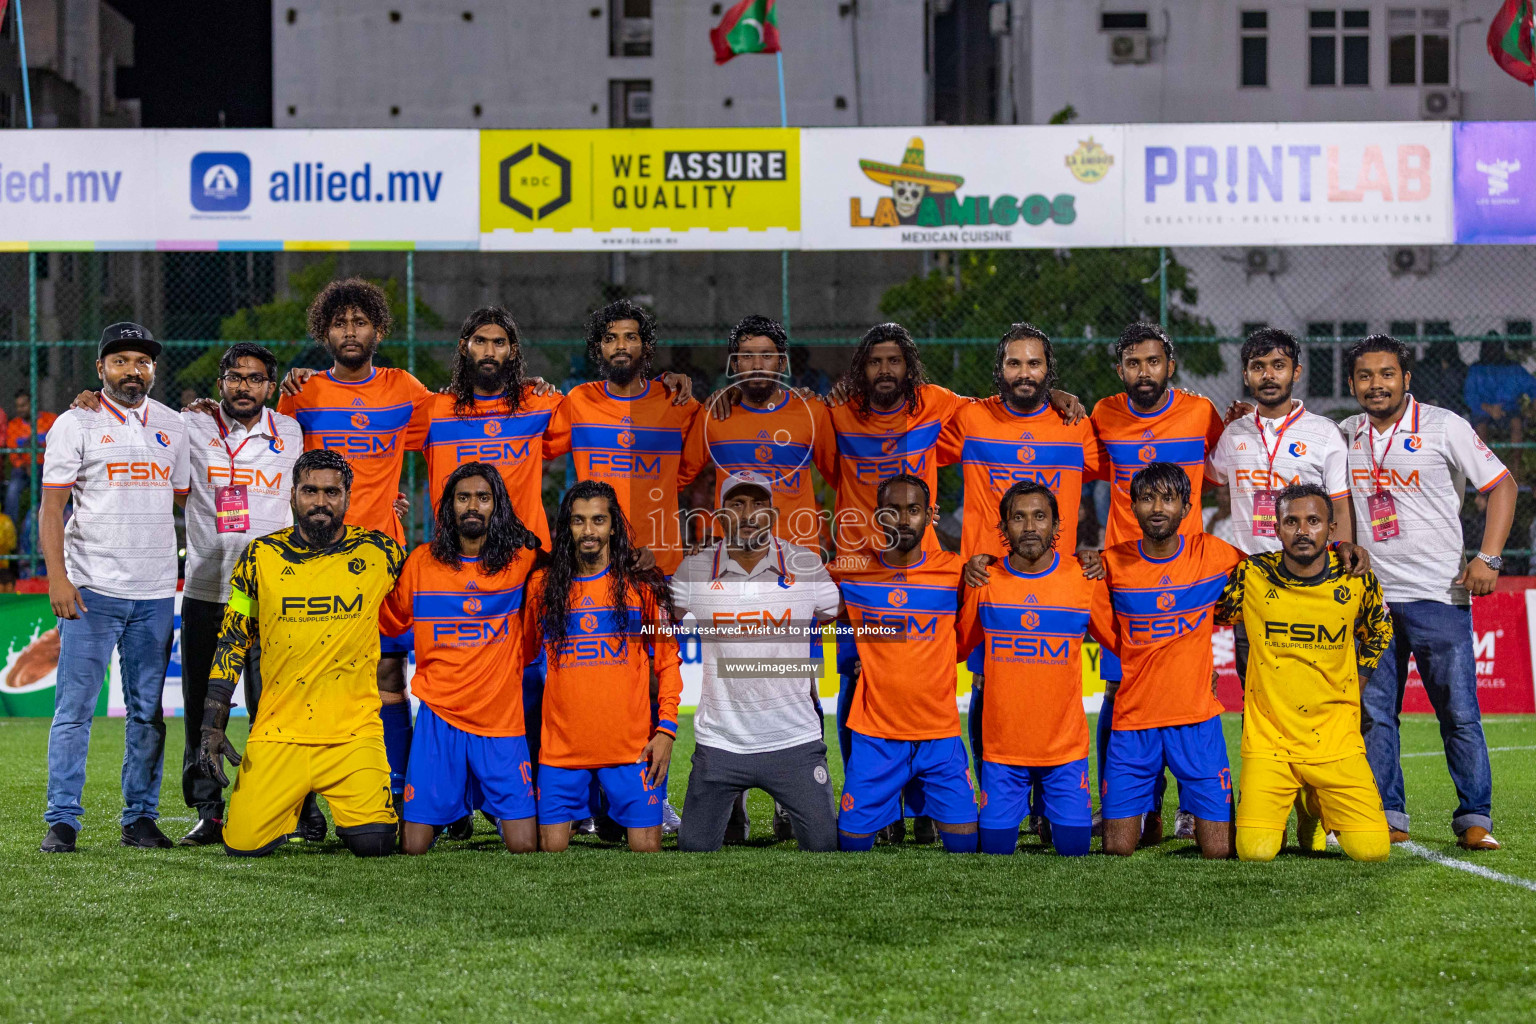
[579,613,599,633]
[887,589,908,607]
[351,413,369,429]
[1333,586,1352,605]
[1016,446,1035,464]
[484,420,502,437]
[463,597,483,614]
[1156,592,1176,611]
[1020,610,1040,630]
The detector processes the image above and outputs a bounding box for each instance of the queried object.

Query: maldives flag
[710,0,780,65]
[1489,0,1536,85]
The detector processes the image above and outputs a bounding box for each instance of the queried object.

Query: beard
[1009,532,1050,560]
[1127,376,1169,410]
[457,514,487,539]
[296,508,342,546]
[331,338,378,371]
[740,376,778,404]
[883,526,920,554]
[104,374,151,406]
[471,357,518,396]
[603,353,643,387]
[1254,380,1294,409]
[1002,376,1046,413]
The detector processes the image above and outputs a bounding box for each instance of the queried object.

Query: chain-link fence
[3,245,1533,577]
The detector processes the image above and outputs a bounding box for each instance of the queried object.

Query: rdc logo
[190,152,251,212]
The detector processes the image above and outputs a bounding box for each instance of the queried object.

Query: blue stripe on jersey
[1101,436,1205,468]
[978,604,1091,637]
[570,423,684,454]
[295,402,415,434]
[1109,573,1228,616]
[960,439,1086,469]
[841,581,958,615]
[424,410,553,446]
[562,607,647,637]
[412,587,525,620]
[835,420,944,461]
[705,438,811,471]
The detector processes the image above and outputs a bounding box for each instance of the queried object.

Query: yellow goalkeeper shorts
[225,735,396,854]
[1236,754,1387,834]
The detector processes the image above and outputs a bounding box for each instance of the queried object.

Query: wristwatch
[1476,553,1504,572]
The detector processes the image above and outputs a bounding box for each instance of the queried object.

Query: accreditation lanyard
[1355,402,1411,542]
[212,409,271,534]
[1249,403,1306,538]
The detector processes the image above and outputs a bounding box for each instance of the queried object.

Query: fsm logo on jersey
[190,152,251,212]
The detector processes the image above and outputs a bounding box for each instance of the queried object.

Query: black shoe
[876,818,906,845]
[41,823,77,853]
[121,818,173,849]
[724,794,750,845]
[179,818,224,846]
[595,812,626,843]
[772,801,794,842]
[296,795,327,843]
[445,814,474,841]
[913,815,938,845]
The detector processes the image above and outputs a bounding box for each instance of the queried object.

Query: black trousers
[180,596,264,819]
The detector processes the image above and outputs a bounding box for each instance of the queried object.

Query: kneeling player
[198,451,405,857]
[959,482,1117,856]
[1215,483,1392,863]
[380,463,542,854]
[832,475,977,852]
[524,480,681,853]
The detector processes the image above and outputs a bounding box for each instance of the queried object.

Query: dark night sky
[112,1,272,127]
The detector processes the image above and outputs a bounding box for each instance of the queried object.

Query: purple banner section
[1455,122,1536,244]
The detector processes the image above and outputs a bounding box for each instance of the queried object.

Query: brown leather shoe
[1457,826,1501,851]
[1388,828,1411,844]
[1139,812,1164,847]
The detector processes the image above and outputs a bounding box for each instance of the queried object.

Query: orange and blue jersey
[1089,390,1225,547]
[939,398,1101,559]
[827,384,969,558]
[957,553,1117,766]
[6,411,55,469]
[278,366,431,544]
[522,566,682,767]
[681,390,837,549]
[1101,533,1244,731]
[379,544,536,737]
[405,387,563,550]
[544,380,702,576]
[832,549,965,741]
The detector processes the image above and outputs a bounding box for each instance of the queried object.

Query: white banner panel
[0,130,158,245]
[800,126,1126,250]
[155,130,480,248]
[1124,121,1454,245]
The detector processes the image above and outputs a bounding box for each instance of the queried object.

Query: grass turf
[3,713,1536,1023]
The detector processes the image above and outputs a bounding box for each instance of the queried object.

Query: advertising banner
[800,125,1126,250]
[0,130,158,247]
[1453,121,1536,244]
[1400,591,1533,715]
[479,128,799,250]
[1124,121,1454,246]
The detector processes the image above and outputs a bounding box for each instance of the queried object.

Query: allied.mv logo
[190,152,251,213]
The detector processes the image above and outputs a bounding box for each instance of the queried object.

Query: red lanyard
[214,410,268,475]
[1356,402,1409,495]
[1256,403,1306,488]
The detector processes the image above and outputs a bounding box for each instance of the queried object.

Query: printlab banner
[1124,121,1454,246]
[478,127,799,250]
[799,125,1126,250]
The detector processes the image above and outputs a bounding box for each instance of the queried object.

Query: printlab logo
[1475,158,1521,202]
[848,136,1077,229]
[190,152,251,213]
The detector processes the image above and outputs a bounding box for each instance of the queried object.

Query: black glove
[197,700,243,787]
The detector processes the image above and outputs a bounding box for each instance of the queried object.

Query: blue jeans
[46,588,174,832]
[4,466,27,523]
[1361,600,1492,835]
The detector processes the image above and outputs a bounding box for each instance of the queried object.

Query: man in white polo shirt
[176,342,305,847]
[1342,335,1516,852]
[670,470,842,852]
[39,323,190,853]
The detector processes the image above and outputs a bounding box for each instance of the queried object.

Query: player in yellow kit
[1214,482,1393,863]
[196,449,406,857]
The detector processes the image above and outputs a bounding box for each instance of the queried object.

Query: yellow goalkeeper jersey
[217,525,405,745]
[1215,551,1392,764]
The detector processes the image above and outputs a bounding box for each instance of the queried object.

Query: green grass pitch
[3,712,1536,1023]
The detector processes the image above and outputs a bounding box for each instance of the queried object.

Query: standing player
[381,463,542,855]
[958,481,1117,856]
[197,450,406,857]
[833,474,977,853]
[523,480,682,853]
[277,278,429,808]
[1215,483,1393,863]
[1099,462,1242,859]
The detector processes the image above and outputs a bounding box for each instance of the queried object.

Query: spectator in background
[1465,339,1536,445]
[6,390,56,523]
[789,346,832,394]
[1415,341,1468,417]
[1202,486,1236,546]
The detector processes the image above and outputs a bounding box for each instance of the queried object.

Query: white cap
[719,470,775,503]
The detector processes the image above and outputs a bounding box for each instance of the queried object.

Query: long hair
[429,462,539,575]
[842,322,927,415]
[449,306,526,416]
[584,299,658,382]
[539,480,672,661]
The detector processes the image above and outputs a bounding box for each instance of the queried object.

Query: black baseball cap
[98,322,161,360]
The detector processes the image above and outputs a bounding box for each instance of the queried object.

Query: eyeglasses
[219,373,273,388]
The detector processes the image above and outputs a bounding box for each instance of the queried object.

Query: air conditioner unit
[620,17,652,46]
[1108,32,1151,64]
[1420,88,1461,120]
[1243,247,1286,277]
[1388,246,1433,276]
[626,90,652,123]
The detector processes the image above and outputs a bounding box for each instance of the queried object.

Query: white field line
[1399,842,1536,893]
[1401,745,1536,758]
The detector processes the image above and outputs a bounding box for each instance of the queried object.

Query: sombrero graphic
[859,137,964,193]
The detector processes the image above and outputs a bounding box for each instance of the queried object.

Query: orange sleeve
[676,402,706,485]
[937,403,965,469]
[647,591,683,736]
[538,394,567,459]
[543,393,573,459]
[810,399,839,487]
[679,406,710,484]
[520,573,547,666]
[378,556,415,638]
[276,391,297,420]
[956,582,984,660]
[1080,420,1106,480]
[1086,578,1120,656]
[1200,397,1225,455]
[402,395,432,454]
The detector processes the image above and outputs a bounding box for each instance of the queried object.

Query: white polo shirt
[1206,401,1350,556]
[42,394,189,600]
[181,407,304,604]
[1341,395,1510,606]
[671,538,841,755]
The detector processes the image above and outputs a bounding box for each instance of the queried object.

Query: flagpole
[777,48,790,333]
[16,0,33,128]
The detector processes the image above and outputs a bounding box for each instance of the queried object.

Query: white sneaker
[572,817,597,835]
[662,800,683,835]
[1174,810,1196,839]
